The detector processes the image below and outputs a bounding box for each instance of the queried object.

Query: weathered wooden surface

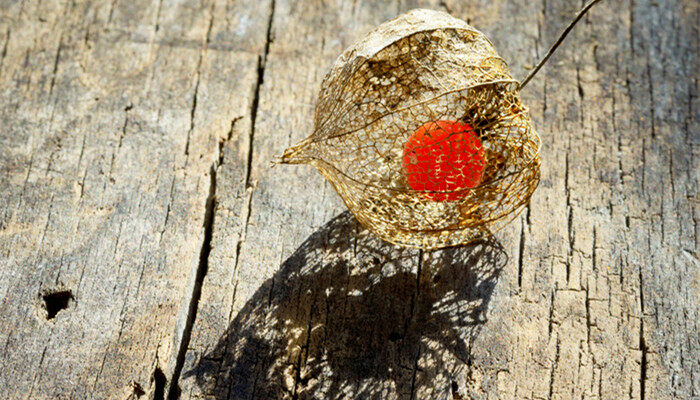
[0,0,697,399]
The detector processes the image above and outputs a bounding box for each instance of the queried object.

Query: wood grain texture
[0,0,268,398]
[0,0,697,399]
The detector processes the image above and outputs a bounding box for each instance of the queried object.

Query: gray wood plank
[178,0,698,399]
[0,0,696,399]
[0,0,269,398]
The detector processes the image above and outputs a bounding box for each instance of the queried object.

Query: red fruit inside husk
[402,120,485,202]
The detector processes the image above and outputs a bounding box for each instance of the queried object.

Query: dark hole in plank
[42,290,74,320]
[451,380,464,399]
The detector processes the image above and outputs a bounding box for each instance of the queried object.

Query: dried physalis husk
[280,8,541,249]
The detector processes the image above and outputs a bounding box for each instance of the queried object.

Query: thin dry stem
[519,0,605,90]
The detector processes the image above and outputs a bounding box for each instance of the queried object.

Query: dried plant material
[280,9,541,249]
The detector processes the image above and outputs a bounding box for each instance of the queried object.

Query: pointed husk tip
[274,139,313,165]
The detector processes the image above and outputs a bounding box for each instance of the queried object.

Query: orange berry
[402,120,485,201]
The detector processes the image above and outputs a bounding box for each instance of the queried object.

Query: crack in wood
[548,337,560,400]
[228,186,254,323]
[0,29,11,81]
[166,2,277,395]
[219,116,243,166]
[246,0,276,189]
[167,163,217,400]
[292,306,314,400]
[154,0,164,33]
[408,250,424,400]
[518,215,526,289]
[108,104,132,180]
[153,366,167,400]
[565,152,573,284]
[48,32,63,98]
[639,256,647,400]
[184,2,215,159]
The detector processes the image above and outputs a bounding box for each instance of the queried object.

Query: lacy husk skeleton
[280,4,599,249]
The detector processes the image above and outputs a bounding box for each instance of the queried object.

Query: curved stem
[518,0,605,91]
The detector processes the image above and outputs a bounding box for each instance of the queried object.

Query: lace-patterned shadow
[186,211,508,399]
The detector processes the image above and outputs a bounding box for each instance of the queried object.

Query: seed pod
[280,9,541,249]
